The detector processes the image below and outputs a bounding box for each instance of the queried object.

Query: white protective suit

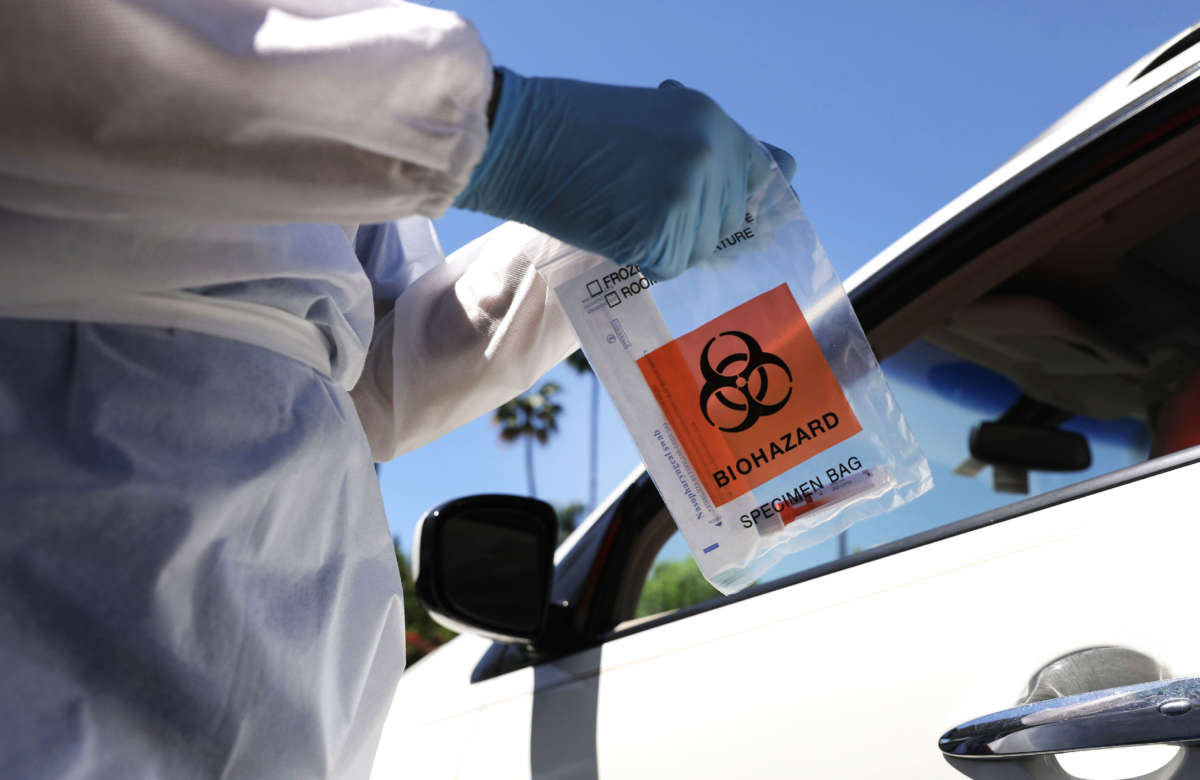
[0,2,588,777]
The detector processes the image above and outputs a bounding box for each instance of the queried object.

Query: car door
[572,453,1200,778]
[373,24,1200,780]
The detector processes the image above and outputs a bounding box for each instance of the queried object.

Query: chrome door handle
[941,676,1200,758]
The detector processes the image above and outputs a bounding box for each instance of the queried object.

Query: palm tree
[565,349,600,509]
[493,381,563,497]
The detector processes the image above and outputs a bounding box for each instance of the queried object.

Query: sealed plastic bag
[534,157,932,594]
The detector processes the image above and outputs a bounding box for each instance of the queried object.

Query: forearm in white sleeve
[0,1,492,222]
[350,223,594,461]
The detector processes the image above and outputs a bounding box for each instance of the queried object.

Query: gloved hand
[455,68,795,281]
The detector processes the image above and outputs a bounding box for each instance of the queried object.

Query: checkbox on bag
[587,280,603,297]
[605,292,621,308]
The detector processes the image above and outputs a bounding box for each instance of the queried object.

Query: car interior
[920,135,1200,450]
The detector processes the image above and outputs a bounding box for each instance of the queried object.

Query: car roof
[845,23,1200,298]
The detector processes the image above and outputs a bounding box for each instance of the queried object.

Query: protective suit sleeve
[350,223,586,461]
[0,1,492,222]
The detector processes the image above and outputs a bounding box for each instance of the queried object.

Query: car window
[623,338,1152,624]
[630,535,722,623]
[752,339,1150,583]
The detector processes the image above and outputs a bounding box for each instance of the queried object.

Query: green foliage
[565,349,592,375]
[394,539,455,666]
[635,557,721,619]
[493,381,564,445]
[555,502,585,545]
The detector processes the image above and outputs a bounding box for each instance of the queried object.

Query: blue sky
[381,1,1198,555]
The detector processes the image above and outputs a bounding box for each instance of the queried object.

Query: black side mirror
[413,494,557,644]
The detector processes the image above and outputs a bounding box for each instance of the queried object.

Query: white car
[373,23,1200,780]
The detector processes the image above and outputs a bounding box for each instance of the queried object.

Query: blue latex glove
[455,69,795,281]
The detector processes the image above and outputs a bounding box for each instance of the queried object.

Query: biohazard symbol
[698,330,793,433]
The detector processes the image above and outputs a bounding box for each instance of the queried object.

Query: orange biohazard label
[636,283,861,507]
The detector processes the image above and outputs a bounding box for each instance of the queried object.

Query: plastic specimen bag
[534,157,932,594]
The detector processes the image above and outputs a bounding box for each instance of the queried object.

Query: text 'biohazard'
[637,283,862,507]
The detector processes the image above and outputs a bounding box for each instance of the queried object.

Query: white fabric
[0,0,493,390]
[0,322,406,780]
[0,0,493,222]
[352,222,587,460]
[0,2,583,777]
[359,216,449,302]
[7,289,338,378]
